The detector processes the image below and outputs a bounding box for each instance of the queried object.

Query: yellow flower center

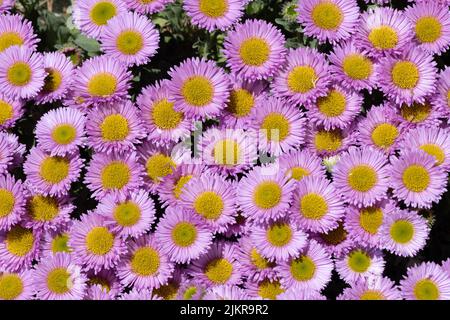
[51,233,71,253]
[181,76,214,107]
[266,222,292,247]
[258,279,285,300]
[288,167,310,181]
[250,248,275,270]
[42,68,62,93]
[173,175,192,199]
[311,1,343,30]
[287,66,318,93]
[347,165,378,192]
[317,89,347,117]
[193,191,224,220]
[171,222,197,247]
[239,37,270,67]
[153,282,179,300]
[226,89,255,118]
[130,247,160,276]
[27,195,59,222]
[402,164,430,192]
[360,290,385,300]
[6,226,34,257]
[39,156,70,184]
[85,226,114,255]
[213,139,240,165]
[359,206,383,234]
[400,102,431,123]
[87,73,117,97]
[0,100,14,125]
[47,268,71,294]
[419,144,445,165]
[151,99,183,130]
[342,54,373,80]
[314,129,343,152]
[204,258,233,284]
[0,188,15,218]
[0,32,24,52]
[145,153,175,182]
[391,61,419,89]
[300,193,328,220]
[51,124,77,145]
[113,201,141,227]
[101,161,131,190]
[368,26,399,50]
[253,181,282,209]
[348,249,371,273]
[261,113,290,142]
[183,286,198,300]
[7,62,32,86]
[90,1,117,26]
[414,279,439,300]
[116,30,143,55]
[320,223,347,245]
[371,123,398,149]
[0,274,23,300]
[390,220,414,244]
[199,0,228,18]
[290,255,316,281]
[100,114,130,142]
[415,16,442,44]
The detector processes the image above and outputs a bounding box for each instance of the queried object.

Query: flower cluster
[0,0,450,301]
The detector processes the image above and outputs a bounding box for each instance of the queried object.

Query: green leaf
[74,34,100,53]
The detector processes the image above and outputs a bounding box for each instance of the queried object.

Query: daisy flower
[183,0,243,32]
[434,67,450,116]
[155,206,213,264]
[297,0,360,43]
[307,84,362,130]
[33,252,87,300]
[203,285,250,300]
[100,11,159,66]
[278,149,326,183]
[311,220,355,257]
[116,234,174,290]
[390,150,447,208]
[306,123,357,157]
[272,47,331,106]
[405,1,450,55]
[23,148,83,197]
[72,55,132,107]
[96,189,156,239]
[395,100,443,130]
[123,0,174,15]
[85,151,144,201]
[0,93,23,130]
[380,209,429,257]
[249,218,308,262]
[0,270,34,300]
[187,241,242,287]
[0,46,45,99]
[400,262,450,300]
[86,100,145,154]
[329,40,377,92]
[136,80,191,144]
[355,7,413,58]
[223,19,287,81]
[276,240,333,291]
[338,276,402,300]
[0,224,41,272]
[376,46,437,106]
[0,174,26,231]
[291,175,345,233]
[69,213,127,273]
[335,247,385,284]
[72,0,128,39]
[180,173,236,233]
[0,14,38,53]
[35,52,74,104]
[35,107,86,156]
[85,268,122,300]
[237,165,296,223]
[252,95,306,156]
[245,277,285,300]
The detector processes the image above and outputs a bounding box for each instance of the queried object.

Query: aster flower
[245,277,285,300]
[278,287,326,300]
[223,19,287,81]
[252,95,306,156]
[355,7,413,58]
[237,165,296,223]
[400,262,450,300]
[176,279,206,300]
[249,218,308,262]
[276,240,333,291]
[23,148,83,197]
[338,276,401,300]
[33,252,87,300]
[380,209,429,257]
[297,0,360,43]
[405,1,450,55]
[0,46,45,99]
[69,213,127,273]
[0,270,34,300]
[85,151,144,201]
[329,40,377,92]
[35,52,74,104]
[203,285,251,300]
[335,247,385,284]
[306,123,357,157]
[100,11,159,66]
[278,149,326,183]
[376,46,437,105]
[0,14,38,53]
[188,241,242,287]
[434,67,450,116]
[72,55,132,107]
[0,174,27,231]
[0,224,41,272]
[311,221,355,257]
[183,0,243,32]
[180,173,237,233]
[390,150,447,209]
[123,0,174,15]
[155,206,213,264]
[272,47,331,106]
[86,100,145,154]
[136,80,191,144]
[291,175,345,233]
[35,107,86,156]
[0,93,23,129]
[116,234,174,290]
[168,57,230,120]
[85,268,122,300]
[72,0,128,39]
[394,100,443,130]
